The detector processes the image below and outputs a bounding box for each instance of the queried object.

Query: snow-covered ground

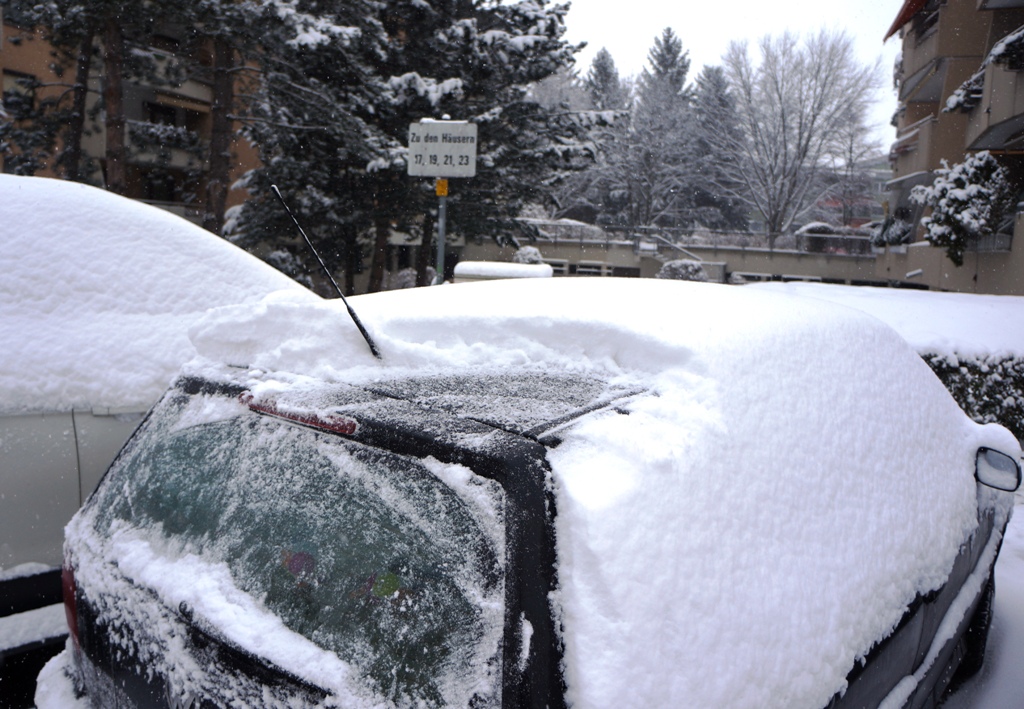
[750,281,1024,707]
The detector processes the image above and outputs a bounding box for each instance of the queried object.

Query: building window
[146,101,178,126]
[571,262,607,277]
[913,0,940,42]
[543,259,568,276]
[150,34,182,55]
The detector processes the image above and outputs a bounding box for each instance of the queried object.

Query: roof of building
[885,0,928,40]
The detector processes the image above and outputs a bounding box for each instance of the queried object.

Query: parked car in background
[452,260,554,283]
[0,174,316,698]
[42,278,1021,709]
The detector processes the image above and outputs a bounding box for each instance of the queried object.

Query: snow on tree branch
[385,73,464,107]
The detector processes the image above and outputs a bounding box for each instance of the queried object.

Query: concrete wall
[450,236,1024,295]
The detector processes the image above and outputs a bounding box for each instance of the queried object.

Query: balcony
[964,58,1024,149]
[889,115,938,175]
[126,120,206,169]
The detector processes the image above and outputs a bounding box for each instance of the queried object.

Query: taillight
[62,561,79,650]
[240,392,358,435]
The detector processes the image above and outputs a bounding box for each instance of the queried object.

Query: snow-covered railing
[944,24,1024,114]
[966,232,1013,253]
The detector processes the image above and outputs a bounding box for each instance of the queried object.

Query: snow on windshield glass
[185,277,1020,708]
[0,174,317,414]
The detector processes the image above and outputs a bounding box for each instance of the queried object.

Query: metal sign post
[435,179,448,284]
[407,120,477,284]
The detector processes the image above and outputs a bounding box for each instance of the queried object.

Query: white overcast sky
[562,0,903,147]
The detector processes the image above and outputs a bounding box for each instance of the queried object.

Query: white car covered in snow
[44,278,1020,709]
[0,175,316,673]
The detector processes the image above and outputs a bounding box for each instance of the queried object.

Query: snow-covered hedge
[872,216,912,247]
[925,353,1024,443]
[656,259,708,282]
[513,245,544,264]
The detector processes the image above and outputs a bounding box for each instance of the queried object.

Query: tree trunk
[416,209,435,287]
[63,28,94,182]
[202,36,235,235]
[102,19,126,195]
[343,224,358,297]
[367,215,390,293]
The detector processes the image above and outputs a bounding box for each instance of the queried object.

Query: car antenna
[270,185,382,360]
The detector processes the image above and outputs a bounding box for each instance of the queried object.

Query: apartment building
[0,8,257,227]
[885,0,1024,293]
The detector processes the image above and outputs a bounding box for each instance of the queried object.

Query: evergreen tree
[638,28,689,101]
[628,28,695,227]
[691,66,747,230]
[528,66,590,111]
[230,0,388,294]
[234,0,592,293]
[584,48,627,111]
[911,151,1017,266]
[0,0,105,179]
[555,30,702,229]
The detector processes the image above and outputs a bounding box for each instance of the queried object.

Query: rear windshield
[88,389,505,706]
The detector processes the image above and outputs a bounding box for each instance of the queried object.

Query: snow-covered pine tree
[691,65,747,231]
[911,150,1017,266]
[0,0,106,178]
[553,30,701,231]
[235,0,591,293]
[230,0,387,295]
[584,48,628,111]
[616,28,699,228]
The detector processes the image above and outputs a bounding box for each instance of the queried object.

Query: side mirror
[976,447,1022,492]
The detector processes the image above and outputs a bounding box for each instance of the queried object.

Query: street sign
[407,121,478,177]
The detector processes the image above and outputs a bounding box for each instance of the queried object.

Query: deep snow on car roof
[0,174,317,414]
[176,278,1022,707]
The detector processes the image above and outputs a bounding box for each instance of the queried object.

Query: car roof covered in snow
[0,174,318,414]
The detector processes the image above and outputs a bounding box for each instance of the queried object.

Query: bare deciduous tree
[718,30,881,245]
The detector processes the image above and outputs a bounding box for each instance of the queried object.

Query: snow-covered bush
[386,267,435,290]
[656,259,708,282]
[513,246,544,264]
[925,353,1024,444]
[872,214,913,247]
[910,151,1015,266]
[794,222,837,235]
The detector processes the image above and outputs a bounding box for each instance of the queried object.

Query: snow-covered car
[452,260,554,282]
[0,175,316,687]
[47,278,1020,709]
